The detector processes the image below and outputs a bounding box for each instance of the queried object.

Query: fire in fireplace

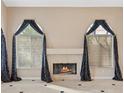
[53,63,77,74]
[61,66,72,73]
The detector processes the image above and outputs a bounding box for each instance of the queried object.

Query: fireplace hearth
[53,63,77,74]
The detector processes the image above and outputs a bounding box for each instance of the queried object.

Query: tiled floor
[1,79,123,93]
[52,79,123,93]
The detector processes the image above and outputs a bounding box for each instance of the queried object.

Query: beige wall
[2,7,123,74]
[1,1,7,35]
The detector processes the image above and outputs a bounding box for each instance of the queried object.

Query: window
[87,25,113,67]
[16,25,43,69]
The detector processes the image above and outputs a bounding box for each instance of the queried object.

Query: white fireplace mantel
[47,49,83,55]
[47,49,83,80]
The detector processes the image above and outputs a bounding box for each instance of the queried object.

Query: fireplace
[53,63,77,74]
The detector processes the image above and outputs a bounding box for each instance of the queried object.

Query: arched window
[11,20,52,83]
[87,25,113,67]
[80,20,122,81]
[16,24,43,69]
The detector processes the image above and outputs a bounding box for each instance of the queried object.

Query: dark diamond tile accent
[101,90,104,92]
[44,84,47,86]
[9,85,13,87]
[112,84,115,86]
[60,91,64,93]
[62,79,64,81]
[78,84,82,86]
[32,80,35,81]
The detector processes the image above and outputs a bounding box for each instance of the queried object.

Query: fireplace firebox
[53,63,77,74]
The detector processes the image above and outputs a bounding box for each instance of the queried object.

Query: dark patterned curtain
[80,35,91,81]
[1,29,11,82]
[41,35,53,82]
[11,20,53,82]
[80,20,123,81]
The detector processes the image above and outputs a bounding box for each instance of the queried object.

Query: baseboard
[92,77,112,79]
[21,77,41,80]
[21,77,112,80]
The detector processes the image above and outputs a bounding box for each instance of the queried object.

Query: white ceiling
[2,0,123,7]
